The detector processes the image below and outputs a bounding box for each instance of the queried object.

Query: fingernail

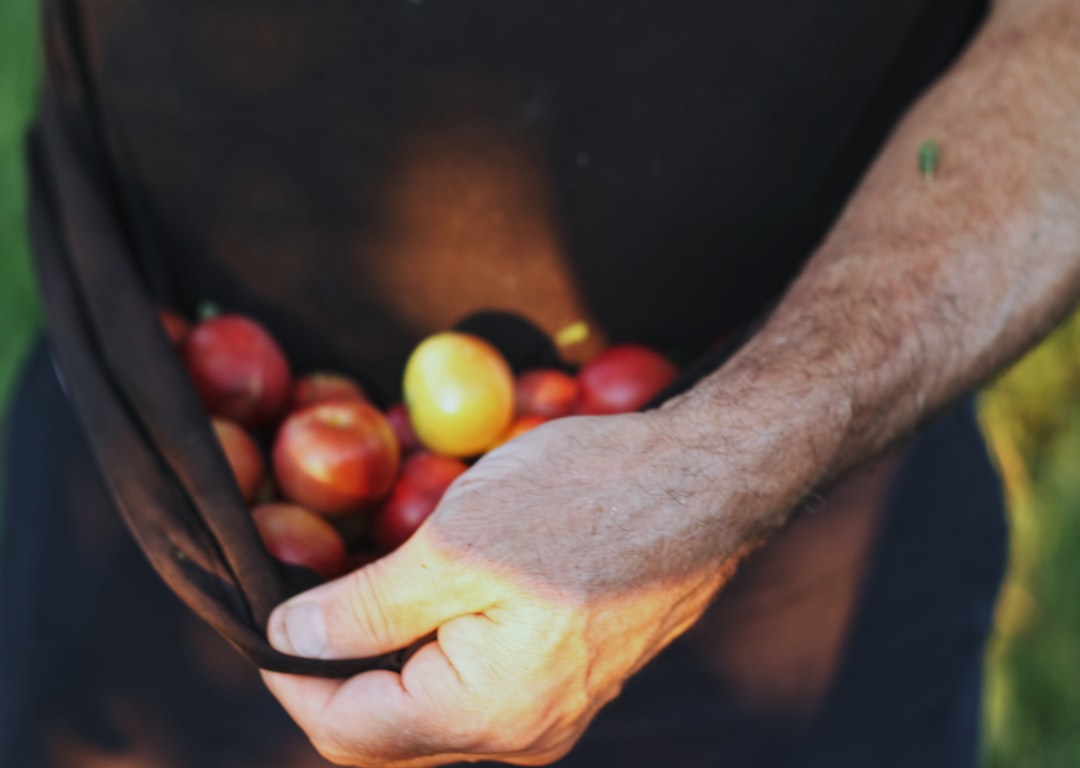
[271,603,327,658]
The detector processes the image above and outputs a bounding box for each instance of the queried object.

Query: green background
[1,2,1077,764]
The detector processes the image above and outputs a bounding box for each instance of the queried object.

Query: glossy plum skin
[403,332,515,458]
[182,314,293,428]
[251,503,348,581]
[290,372,368,411]
[211,418,266,504]
[158,308,191,346]
[385,402,421,456]
[273,400,400,516]
[372,452,468,552]
[574,344,678,415]
[514,369,579,419]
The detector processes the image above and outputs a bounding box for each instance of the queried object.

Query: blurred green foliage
[979,314,1080,768]
[0,0,1077,763]
[0,0,41,414]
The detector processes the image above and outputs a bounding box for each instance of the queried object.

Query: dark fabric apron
[1,0,1005,764]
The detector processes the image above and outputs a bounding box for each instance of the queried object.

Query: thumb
[267,531,498,660]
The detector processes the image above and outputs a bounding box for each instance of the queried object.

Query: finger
[262,662,578,768]
[262,637,472,765]
[265,614,585,767]
[267,529,505,660]
[323,634,580,765]
[258,669,343,744]
[260,667,410,766]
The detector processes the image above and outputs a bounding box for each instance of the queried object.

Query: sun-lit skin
[403,332,515,458]
[262,2,1080,765]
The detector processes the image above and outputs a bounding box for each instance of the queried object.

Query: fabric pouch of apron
[28,93,754,679]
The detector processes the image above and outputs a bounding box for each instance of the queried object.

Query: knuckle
[409,698,499,755]
[460,710,547,755]
[522,738,581,766]
[304,727,355,766]
[482,729,537,755]
[312,743,351,766]
[317,746,357,767]
[483,692,590,757]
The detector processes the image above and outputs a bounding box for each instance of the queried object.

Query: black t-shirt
[49,0,985,400]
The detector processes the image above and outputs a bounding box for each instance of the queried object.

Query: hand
[261,410,749,767]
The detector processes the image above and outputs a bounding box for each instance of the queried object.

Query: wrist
[650,337,857,542]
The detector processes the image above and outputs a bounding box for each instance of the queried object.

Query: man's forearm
[667,1,1080,542]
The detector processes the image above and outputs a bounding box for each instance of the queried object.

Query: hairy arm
[261,3,1080,765]
[668,0,1080,544]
